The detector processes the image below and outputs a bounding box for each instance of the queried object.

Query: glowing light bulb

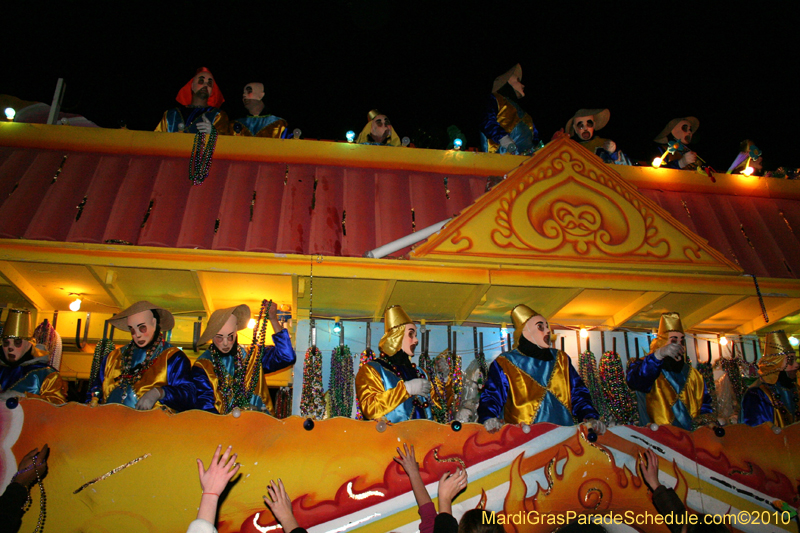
[720,336,729,346]
[248,318,257,329]
[453,138,463,150]
[293,128,302,139]
[346,130,355,143]
[789,336,799,347]
[333,317,341,334]
[4,107,15,120]
[652,157,663,168]
[401,137,411,147]
[500,322,508,336]
[743,166,754,176]
[69,298,82,312]
[579,328,589,339]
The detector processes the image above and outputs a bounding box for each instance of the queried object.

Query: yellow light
[579,327,589,339]
[248,318,257,329]
[720,336,729,346]
[742,166,754,176]
[69,298,82,312]
[652,157,662,168]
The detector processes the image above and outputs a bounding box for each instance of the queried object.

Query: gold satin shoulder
[354,363,409,421]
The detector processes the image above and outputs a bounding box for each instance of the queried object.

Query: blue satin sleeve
[160,352,196,412]
[87,353,109,402]
[568,359,599,421]
[191,365,219,413]
[740,387,773,426]
[261,329,296,374]
[477,360,509,422]
[626,354,663,392]
[479,95,509,143]
[700,380,713,414]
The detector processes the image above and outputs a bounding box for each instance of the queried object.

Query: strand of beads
[696,358,720,415]
[117,333,165,396]
[354,348,377,420]
[89,338,115,386]
[300,346,325,419]
[329,345,354,417]
[579,350,609,422]
[189,126,218,185]
[599,351,638,425]
[32,453,46,533]
[274,387,292,419]
[720,354,746,405]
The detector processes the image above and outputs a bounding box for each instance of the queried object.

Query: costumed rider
[478,305,605,434]
[741,330,799,428]
[155,67,229,135]
[479,64,539,156]
[356,110,402,146]
[230,82,289,138]
[87,301,195,411]
[355,305,432,422]
[0,309,66,405]
[653,117,701,170]
[192,303,296,414]
[565,108,628,164]
[626,312,713,430]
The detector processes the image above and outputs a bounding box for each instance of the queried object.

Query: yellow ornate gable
[411,138,741,273]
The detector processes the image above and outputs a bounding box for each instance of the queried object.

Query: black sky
[2,1,798,169]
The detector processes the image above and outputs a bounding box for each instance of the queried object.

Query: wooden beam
[539,288,584,320]
[736,299,800,335]
[85,265,129,310]
[602,292,666,328]
[682,294,749,330]
[190,271,214,318]
[454,284,490,325]
[0,261,53,311]
[373,280,397,321]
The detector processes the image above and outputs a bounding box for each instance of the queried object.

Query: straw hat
[379,305,413,356]
[511,304,539,349]
[565,109,610,136]
[198,304,251,346]
[2,309,33,339]
[108,301,175,332]
[758,330,796,385]
[654,117,699,144]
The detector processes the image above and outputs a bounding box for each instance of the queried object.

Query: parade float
[1,122,800,532]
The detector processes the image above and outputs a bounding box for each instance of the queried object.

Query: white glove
[603,140,617,153]
[135,388,163,410]
[483,417,504,433]
[196,115,212,134]
[654,343,683,361]
[0,390,24,402]
[455,408,473,424]
[499,135,517,155]
[678,151,697,168]
[585,418,606,435]
[404,379,431,397]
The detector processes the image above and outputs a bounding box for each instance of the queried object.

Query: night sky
[3,1,798,170]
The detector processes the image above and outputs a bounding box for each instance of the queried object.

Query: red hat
[175,67,225,107]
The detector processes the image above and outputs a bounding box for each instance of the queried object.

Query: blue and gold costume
[741,330,799,427]
[626,312,712,430]
[0,346,66,405]
[89,338,195,411]
[480,64,538,155]
[231,113,288,138]
[478,341,597,425]
[355,305,432,422]
[193,329,296,414]
[155,105,229,134]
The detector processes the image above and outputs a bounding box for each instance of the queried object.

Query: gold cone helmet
[379,305,413,356]
[511,304,538,349]
[2,309,33,339]
[758,330,796,385]
[650,312,684,353]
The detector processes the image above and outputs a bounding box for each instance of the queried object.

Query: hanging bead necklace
[210,344,257,413]
[377,357,430,410]
[189,125,218,185]
[19,453,46,533]
[116,333,165,400]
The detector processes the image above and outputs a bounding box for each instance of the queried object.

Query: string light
[652,157,663,168]
[453,138,463,150]
[743,166,754,176]
[720,336,729,346]
[580,327,589,339]
[247,318,257,329]
[789,337,799,347]
[500,322,508,336]
[346,131,355,143]
[69,298,82,312]
[293,128,302,139]
[333,317,342,334]
[4,107,15,121]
